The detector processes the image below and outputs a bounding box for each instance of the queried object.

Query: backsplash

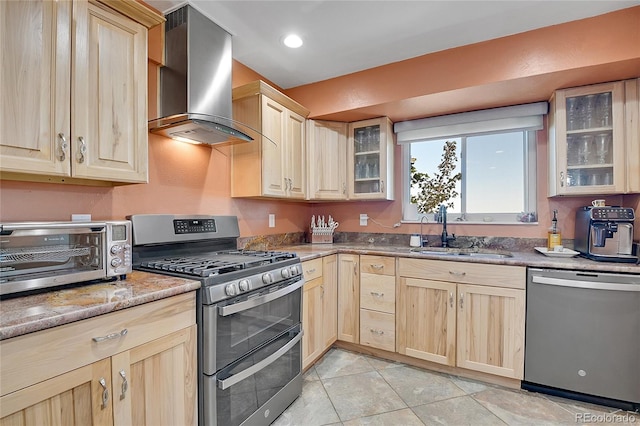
[241,231,560,251]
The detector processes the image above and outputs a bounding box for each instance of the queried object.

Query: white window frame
[395,102,546,224]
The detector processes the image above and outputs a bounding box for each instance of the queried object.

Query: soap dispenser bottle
[547,209,562,250]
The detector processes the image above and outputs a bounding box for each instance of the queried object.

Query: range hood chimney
[148,5,256,145]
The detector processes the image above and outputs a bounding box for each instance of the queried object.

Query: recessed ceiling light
[283,34,303,48]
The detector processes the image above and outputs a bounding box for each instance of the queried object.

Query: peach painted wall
[1,6,638,243]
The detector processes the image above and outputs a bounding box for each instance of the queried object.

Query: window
[394,102,546,224]
[404,131,537,223]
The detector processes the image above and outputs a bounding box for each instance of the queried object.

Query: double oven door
[200,275,304,426]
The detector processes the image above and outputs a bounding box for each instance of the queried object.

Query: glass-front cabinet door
[549,81,625,196]
[347,117,394,200]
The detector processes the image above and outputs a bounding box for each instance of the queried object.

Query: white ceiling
[146,1,639,90]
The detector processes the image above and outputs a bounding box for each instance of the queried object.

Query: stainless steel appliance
[128,214,303,426]
[523,268,640,411]
[574,206,637,263]
[148,5,260,146]
[0,221,131,296]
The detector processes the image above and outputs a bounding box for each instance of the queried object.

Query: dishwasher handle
[531,275,640,292]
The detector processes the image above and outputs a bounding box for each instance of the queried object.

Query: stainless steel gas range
[129,215,303,426]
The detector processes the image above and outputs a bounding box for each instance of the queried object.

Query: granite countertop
[283,243,640,274]
[0,271,200,341]
[2,244,637,341]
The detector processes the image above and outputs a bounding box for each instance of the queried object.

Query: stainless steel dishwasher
[523,268,640,412]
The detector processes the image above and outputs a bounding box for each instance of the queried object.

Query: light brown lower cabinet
[337,254,360,343]
[0,293,198,426]
[359,255,396,351]
[302,255,338,369]
[397,258,526,380]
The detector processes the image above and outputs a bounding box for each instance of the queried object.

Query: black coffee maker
[574,206,637,263]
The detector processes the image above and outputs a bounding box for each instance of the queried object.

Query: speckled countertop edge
[0,271,200,340]
[284,243,640,274]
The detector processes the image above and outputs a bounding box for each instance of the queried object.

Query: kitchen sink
[410,247,513,259]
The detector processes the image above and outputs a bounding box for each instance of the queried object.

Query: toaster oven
[0,221,131,296]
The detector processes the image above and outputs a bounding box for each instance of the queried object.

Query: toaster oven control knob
[262,273,273,284]
[281,268,290,279]
[238,279,250,292]
[111,258,123,267]
[110,245,123,254]
[225,283,238,296]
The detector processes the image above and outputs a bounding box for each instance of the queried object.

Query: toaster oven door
[0,222,107,295]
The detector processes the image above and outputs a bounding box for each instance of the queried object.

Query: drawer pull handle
[99,378,109,409]
[449,292,454,308]
[92,328,128,343]
[449,270,466,276]
[370,291,384,298]
[306,268,316,274]
[370,328,384,336]
[119,370,128,400]
[371,264,384,270]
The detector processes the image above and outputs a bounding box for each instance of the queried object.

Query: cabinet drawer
[398,258,525,289]
[360,255,395,276]
[360,274,395,313]
[0,292,196,396]
[302,258,323,281]
[360,309,395,352]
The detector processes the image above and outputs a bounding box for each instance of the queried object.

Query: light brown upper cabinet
[624,78,640,193]
[548,80,639,196]
[347,117,394,200]
[0,0,161,185]
[306,120,348,200]
[232,81,309,199]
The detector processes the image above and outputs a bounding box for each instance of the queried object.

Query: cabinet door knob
[57,133,68,161]
[119,370,128,400]
[450,291,454,308]
[77,136,87,163]
[98,377,109,409]
[460,292,464,309]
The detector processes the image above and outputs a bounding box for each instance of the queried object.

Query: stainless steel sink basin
[410,247,512,258]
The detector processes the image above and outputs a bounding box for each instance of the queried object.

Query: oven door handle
[217,330,303,390]
[218,278,305,316]
[532,275,640,292]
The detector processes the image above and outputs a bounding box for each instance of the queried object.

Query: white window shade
[394,102,548,143]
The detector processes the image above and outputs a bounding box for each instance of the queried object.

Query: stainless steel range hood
[148,5,256,145]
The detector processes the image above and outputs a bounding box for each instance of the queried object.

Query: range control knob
[262,273,273,284]
[281,268,290,279]
[110,245,123,254]
[289,265,300,276]
[110,258,123,267]
[225,283,238,296]
[238,279,250,292]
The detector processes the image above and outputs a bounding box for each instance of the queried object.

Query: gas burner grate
[141,257,244,277]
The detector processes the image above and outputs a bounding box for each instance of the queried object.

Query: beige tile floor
[273,348,639,426]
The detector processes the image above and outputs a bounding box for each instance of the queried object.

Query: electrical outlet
[268,214,275,228]
[359,214,368,226]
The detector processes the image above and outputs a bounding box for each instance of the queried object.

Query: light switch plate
[268,214,275,228]
[359,214,368,226]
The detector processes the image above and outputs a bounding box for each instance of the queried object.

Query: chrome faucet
[438,205,456,247]
[419,215,429,247]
